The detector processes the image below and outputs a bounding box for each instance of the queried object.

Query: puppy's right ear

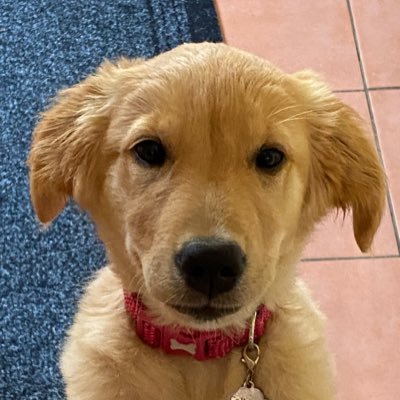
[287,70,386,252]
[28,59,140,223]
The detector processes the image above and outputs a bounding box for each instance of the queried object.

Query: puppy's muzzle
[175,237,246,299]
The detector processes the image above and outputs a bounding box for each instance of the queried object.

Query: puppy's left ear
[28,59,138,224]
[288,70,386,252]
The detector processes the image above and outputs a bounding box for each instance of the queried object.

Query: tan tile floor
[215,1,400,398]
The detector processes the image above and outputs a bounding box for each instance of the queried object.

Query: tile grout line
[302,254,400,263]
[333,87,400,93]
[346,0,400,255]
[333,89,364,93]
[368,86,400,91]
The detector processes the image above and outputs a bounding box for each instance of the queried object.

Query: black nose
[175,238,246,299]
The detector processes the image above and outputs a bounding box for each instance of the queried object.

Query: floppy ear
[290,71,386,252]
[28,60,133,223]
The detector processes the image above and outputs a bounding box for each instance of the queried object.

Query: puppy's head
[29,43,385,329]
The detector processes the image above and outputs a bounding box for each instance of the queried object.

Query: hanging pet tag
[230,311,269,400]
[230,384,266,400]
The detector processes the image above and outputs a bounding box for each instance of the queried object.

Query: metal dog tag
[230,385,266,400]
[231,311,269,400]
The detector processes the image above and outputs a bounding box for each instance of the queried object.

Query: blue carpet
[0,1,221,398]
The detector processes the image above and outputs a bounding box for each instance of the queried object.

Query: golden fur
[28,43,385,399]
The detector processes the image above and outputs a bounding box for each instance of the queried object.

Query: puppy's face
[29,44,385,329]
[109,61,309,325]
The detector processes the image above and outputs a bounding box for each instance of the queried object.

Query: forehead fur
[132,44,288,116]
[112,44,301,158]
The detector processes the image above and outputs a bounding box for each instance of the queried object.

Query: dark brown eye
[256,147,285,170]
[132,139,166,167]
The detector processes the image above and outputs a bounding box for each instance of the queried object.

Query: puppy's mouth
[168,303,241,321]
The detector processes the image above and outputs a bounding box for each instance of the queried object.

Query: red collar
[124,292,272,361]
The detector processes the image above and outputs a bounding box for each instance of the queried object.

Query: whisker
[275,117,311,125]
[266,104,302,119]
[275,110,316,126]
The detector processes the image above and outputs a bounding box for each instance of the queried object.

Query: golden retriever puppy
[28,43,385,400]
